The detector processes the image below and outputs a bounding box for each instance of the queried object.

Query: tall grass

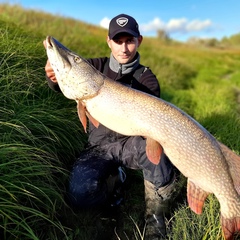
[0,3,240,239]
[0,18,86,239]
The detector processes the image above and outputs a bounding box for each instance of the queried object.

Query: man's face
[107,33,142,64]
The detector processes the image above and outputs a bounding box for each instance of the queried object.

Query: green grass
[0,3,240,240]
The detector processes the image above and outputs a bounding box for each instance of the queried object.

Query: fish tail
[221,216,240,240]
[218,141,240,195]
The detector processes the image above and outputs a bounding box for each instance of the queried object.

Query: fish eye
[74,56,81,63]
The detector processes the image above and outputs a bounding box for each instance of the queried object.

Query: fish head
[45,36,104,100]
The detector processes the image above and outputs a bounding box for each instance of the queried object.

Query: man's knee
[67,149,125,208]
[67,159,109,208]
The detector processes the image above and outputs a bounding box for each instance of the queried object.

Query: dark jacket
[47,52,161,146]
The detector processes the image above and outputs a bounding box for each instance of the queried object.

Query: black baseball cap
[108,14,140,39]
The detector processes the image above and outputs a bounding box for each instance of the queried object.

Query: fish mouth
[45,36,56,51]
[45,36,72,70]
[46,36,71,53]
[46,36,53,48]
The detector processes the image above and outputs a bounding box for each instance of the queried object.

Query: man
[44,13,178,239]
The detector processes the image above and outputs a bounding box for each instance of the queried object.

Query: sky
[2,0,240,42]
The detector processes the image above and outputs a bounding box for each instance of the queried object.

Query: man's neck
[109,52,140,75]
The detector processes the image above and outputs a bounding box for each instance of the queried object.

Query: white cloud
[140,18,165,32]
[100,17,110,29]
[166,18,188,32]
[186,19,212,31]
[99,16,214,37]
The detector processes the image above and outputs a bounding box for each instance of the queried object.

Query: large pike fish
[45,36,240,240]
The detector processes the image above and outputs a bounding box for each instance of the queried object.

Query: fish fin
[76,100,87,133]
[220,215,240,240]
[218,141,240,195]
[85,111,99,129]
[145,137,163,165]
[187,180,209,214]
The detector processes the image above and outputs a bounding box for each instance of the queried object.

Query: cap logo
[116,17,128,27]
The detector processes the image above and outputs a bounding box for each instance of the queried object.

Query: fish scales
[45,36,240,240]
[86,79,233,193]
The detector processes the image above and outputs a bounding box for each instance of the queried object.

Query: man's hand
[146,137,163,165]
[43,40,57,83]
[45,60,57,82]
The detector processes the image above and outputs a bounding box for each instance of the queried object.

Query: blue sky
[3,0,240,42]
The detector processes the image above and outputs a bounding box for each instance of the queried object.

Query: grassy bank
[0,3,240,240]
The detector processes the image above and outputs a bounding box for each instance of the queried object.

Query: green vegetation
[0,3,240,240]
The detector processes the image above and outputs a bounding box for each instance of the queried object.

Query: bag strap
[133,64,148,82]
